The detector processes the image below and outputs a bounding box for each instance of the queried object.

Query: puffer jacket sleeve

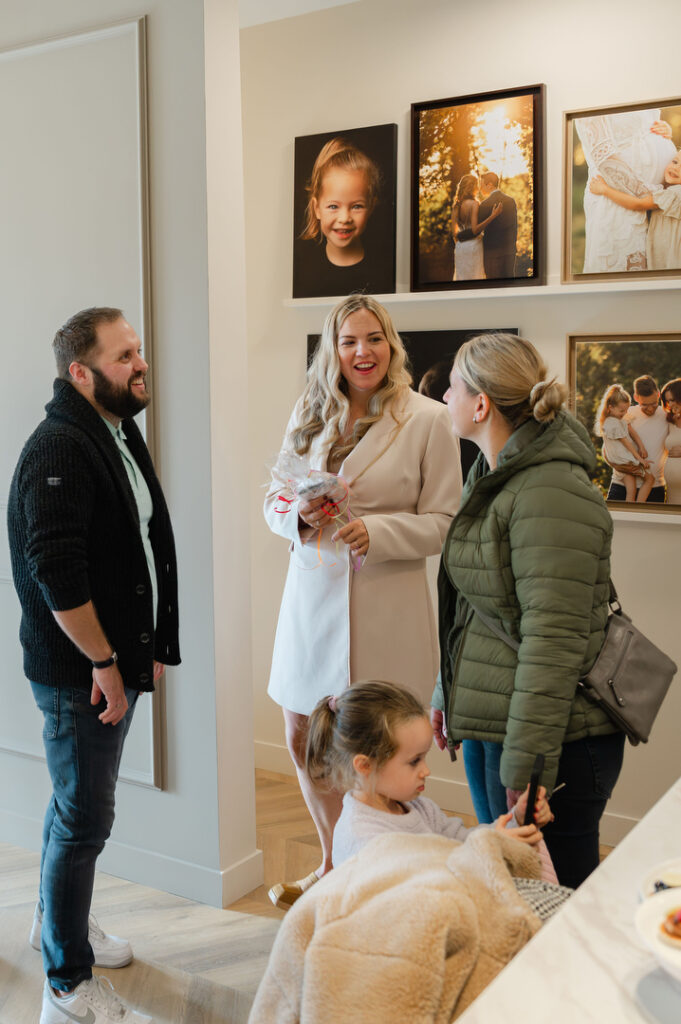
[501,475,612,792]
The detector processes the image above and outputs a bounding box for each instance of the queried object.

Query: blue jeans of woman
[462,739,508,824]
[542,731,626,890]
[31,682,138,991]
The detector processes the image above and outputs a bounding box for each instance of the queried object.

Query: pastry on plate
[659,906,681,949]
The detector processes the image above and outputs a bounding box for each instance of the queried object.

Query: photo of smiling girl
[292,125,397,298]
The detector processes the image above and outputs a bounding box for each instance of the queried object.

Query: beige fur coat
[249,829,542,1024]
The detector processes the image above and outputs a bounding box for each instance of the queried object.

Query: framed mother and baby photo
[564,96,681,282]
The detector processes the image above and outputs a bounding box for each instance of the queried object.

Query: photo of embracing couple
[412,86,541,291]
[451,170,518,281]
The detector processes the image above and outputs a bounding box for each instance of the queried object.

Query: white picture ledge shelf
[284,277,679,308]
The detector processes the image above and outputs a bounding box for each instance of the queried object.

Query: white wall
[241,0,681,844]
[0,0,261,907]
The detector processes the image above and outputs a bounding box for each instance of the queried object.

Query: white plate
[639,858,681,900]
[635,889,681,984]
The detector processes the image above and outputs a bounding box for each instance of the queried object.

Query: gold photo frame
[563,98,681,284]
[567,332,681,515]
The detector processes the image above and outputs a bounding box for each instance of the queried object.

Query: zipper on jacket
[445,616,472,746]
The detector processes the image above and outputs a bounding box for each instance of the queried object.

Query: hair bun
[530,377,566,423]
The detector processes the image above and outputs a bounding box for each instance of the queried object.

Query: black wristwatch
[91,651,118,669]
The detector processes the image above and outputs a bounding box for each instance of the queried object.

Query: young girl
[589,149,681,271]
[300,137,380,269]
[594,384,654,502]
[305,681,551,870]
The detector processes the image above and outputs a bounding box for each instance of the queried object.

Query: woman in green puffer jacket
[432,332,625,889]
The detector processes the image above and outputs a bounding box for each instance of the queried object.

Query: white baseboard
[254,739,298,776]
[0,808,263,909]
[254,739,637,846]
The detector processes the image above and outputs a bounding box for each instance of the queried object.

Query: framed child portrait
[308,327,518,481]
[568,331,681,513]
[410,84,544,292]
[292,123,397,299]
[563,97,681,283]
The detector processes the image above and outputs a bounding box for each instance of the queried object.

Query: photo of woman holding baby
[565,98,681,280]
[292,124,397,298]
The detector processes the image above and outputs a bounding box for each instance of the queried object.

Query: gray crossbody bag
[469,581,677,746]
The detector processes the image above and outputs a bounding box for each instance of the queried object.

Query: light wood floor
[0,769,611,1023]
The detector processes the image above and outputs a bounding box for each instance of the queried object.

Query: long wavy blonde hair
[290,294,412,463]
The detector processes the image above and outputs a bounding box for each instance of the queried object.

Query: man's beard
[90,366,150,419]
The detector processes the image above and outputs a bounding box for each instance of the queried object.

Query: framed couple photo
[568,331,681,515]
[563,96,681,283]
[410,84,545,292]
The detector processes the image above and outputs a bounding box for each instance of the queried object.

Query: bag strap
[469,577,622,653]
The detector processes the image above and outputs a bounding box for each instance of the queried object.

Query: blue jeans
[542,731,625,889]
[462,739,508,824]
[31,683,138,991]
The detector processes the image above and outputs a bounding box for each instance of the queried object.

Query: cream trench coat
[265,389,462,714]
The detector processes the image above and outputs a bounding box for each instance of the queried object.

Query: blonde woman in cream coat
[264,295,462,908]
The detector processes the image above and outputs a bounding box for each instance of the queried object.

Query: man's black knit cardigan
[8,379,180,690]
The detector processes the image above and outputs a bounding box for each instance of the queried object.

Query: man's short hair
[53,307,123,379]
[481,171,499,189]
[633,374,659,397]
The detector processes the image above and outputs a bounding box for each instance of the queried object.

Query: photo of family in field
[570,333,681,509]
[565,99,681,280]
[411,85,542,291]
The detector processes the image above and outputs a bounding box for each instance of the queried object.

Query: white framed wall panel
[0,18,161,789]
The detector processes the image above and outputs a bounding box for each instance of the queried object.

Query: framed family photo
[410,84,544,292]
[563,97,681,283]
[308,327,518,481]
[568,332,681,514]
[292,123,397,299]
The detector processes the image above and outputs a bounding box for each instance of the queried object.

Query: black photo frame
[307,327,519,482]
[411,84,544,292]
[293,123,397,299]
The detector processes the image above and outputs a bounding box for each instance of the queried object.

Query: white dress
[664,421,681,504]
[576,108,676,273]
[601,416,639,468]
[454,237,484,280]
[264,390,462,714]
[647,184,681,271]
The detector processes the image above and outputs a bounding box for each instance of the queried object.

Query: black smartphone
[523,753,545,826]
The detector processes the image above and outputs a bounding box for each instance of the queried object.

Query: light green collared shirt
[102,417,158,626]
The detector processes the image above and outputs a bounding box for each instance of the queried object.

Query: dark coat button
[139,672,150,684]
[136,584,146,595]
[140,632,150,643]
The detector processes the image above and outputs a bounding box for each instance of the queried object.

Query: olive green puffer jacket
[436,411,620,793]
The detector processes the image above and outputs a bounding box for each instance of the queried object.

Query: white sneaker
[40,977,152,1023]
[30,904,133,968]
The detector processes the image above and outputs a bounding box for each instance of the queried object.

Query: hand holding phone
[523,753,545,826]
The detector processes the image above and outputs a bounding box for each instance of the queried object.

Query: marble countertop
[458,778,681,1023]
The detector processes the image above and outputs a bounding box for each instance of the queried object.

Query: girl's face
[444,368,477,437]
[336,309,391,400]
[663,151,681,186]
[372,716,433,807]
[609,399,630,420]
[313,168,371,252]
